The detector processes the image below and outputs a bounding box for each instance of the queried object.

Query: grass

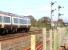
[65,30,68,35]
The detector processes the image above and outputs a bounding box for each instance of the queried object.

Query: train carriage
[0,15,11,34]
[0,13,31,35]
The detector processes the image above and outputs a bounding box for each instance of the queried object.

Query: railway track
[0,29,42,41]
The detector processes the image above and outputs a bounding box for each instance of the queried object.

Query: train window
[27,19,31,24]
[23,18,27,23]
[23,19,31,24]
[4,17,10,23]
[22,19,27,24]
[19,19,23,24]
[0,16,2,23]
[19,19,27,24]
[13,18,18,23]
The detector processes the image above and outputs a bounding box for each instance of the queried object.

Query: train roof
[0,11,30,19]
[0,11,23,17]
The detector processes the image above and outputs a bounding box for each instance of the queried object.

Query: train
[0,12,31,35]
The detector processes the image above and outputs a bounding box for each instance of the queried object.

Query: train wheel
[23,28,26,32]
[5,29,8,34]
[14,29,18,33]
[24,28,29,32]
[12,29,16,33]
[25,28,27,32]
[8,29,12,34]
[20,28,23,33]
[12,29,18,33]
[26,28,30,32]
[17,29,19,32]
[15,29,17,33]
[1,29,6,35]
[1,31,5,35]
[21,28,25,32]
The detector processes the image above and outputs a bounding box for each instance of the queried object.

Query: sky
[0,0,68,22]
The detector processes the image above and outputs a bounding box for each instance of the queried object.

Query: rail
[0,29,42,41]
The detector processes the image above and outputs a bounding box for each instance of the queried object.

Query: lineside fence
[31,27,66,50]
[42,27,66,50]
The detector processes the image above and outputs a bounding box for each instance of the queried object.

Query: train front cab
[18,17,31,32]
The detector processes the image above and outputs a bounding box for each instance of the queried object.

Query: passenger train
[0,13,31,35]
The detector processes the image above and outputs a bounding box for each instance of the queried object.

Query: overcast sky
[0,0,68,22]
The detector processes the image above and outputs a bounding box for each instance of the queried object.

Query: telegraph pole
[50,1,56,29]
[58,5,64,27]
[50,1,56,50]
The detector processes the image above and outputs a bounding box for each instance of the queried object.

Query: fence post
[53,29,58,50]
[31,35,36,50]
[49,30,53,50]
[57,27,62,47]
[42,28,46,50]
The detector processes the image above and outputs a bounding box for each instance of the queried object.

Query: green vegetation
[31,22,51,31]
[65,32,68,35]
[63,27,68,35]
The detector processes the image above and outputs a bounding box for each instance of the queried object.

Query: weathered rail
[0,29,42,41]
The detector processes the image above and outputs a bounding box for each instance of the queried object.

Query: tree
[57,19,64,27]
[38,16,51,30]
[38,16,51,25]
